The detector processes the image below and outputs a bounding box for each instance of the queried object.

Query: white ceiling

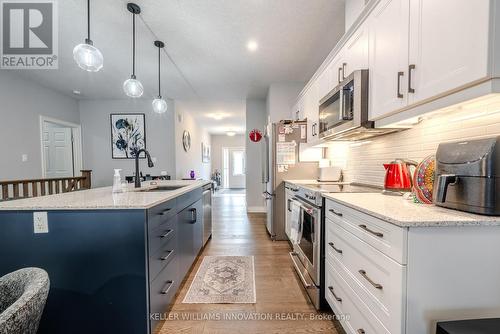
[7,0,345,133]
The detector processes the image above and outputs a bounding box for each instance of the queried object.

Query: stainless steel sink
[143,185,184,192]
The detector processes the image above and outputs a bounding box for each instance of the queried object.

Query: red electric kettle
[383,159,418,193]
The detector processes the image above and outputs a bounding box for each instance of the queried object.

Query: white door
[228,148,246,188]
[43,124,74,178]
[408,0,490,105]
[368,0,410,121]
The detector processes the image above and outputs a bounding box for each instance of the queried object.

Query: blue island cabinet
[0,188,204,334]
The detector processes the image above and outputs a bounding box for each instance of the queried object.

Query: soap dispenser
[112,169,123,193]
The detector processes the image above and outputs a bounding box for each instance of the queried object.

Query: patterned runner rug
[182,256,256,304]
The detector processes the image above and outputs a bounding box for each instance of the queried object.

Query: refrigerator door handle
[261,134,270,183]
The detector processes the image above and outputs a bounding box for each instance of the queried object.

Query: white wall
[246,99,267,212]
[266,83,305,123]
[327,98,500,187]
[79,99,176,187]
[0,72,79,181]
[210,134,245,174]
[174,108,211,180]
[345,0,366,31]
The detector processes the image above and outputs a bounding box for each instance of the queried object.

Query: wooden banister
[0,170,92,201]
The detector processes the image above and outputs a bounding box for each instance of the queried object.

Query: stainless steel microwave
[319,69,374,140]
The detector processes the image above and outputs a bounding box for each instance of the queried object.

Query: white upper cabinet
[408,0,490,105]
[304,80,320,142]
[341,22,369,78]
[368,0,410,120]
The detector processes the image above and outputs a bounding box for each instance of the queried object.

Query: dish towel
[290,199,302,244]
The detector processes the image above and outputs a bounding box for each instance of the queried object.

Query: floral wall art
[110,113,146,159]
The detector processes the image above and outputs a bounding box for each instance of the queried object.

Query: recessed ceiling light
[72,90,81,95]
[226,131,236,137]
[247,40,258,52]
[206,112,230,120]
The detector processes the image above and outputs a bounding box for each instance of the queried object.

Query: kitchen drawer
[325,260,390,334]
[325,199,407,264]
[150,260,178,331]
[177,188,203,213]
[148,216,176,255]
[326,219,405,334]
[148,199,176,231]
[149,231,177,281]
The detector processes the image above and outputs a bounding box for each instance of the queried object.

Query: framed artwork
[202,142,211,163]
[110,113,146,159]
[183,130,191,152]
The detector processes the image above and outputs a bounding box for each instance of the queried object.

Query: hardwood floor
[156,191,343,334]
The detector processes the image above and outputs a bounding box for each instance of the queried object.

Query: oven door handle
[290,252,314,289]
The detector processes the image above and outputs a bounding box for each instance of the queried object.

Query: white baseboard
[247,206,266,213]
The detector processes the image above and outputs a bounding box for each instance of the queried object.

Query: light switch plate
[33,212,49,234]
[21,154,28,162]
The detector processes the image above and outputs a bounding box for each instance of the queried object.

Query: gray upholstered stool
[0,268,50,334]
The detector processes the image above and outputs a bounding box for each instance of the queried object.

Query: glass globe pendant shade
[73,40,103,72]
[123,76,144,98]
[152,97,168,114]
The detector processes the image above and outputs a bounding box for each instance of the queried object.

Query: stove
[295,183,380,206]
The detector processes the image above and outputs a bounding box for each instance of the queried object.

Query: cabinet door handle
[408,64,415,93]
[357,330,366,334]
[160,229,174,239]
[160,250,174,262]
[287,199,292,212]
[159,208,171,216]
[342,62,347,80]
[328,286,342,302]
[359,269,383,290]
[338,67,342,84]
[329,209,343,217]
[161,280,175,294]
[328,242,343,254]
[358,224,383,238]
[189,208,197,223]
[397,71,404,98]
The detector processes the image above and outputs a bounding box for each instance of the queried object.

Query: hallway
[157,193,342,334]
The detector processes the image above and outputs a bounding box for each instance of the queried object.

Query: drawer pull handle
[160,229,174,239]
[329,209,343,217]
[161,280,175,295]
[328,286,342,302]
[159,208,171,216]
[359,269,383,290]
[328,242,343,254]
[189,208,197,223]
[357,330,366,334]
[160,250,174,262]
[358,224,383,238]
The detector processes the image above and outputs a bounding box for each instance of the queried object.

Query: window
[232,150,245,176]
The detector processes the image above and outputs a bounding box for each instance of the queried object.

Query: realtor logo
[1,0,58,69]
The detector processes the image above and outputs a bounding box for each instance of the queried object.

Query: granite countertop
[323,192,500,227]
[0,180,211,211]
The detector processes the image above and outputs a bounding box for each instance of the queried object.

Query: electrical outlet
[21,154,28,162]
[33,212,49,234]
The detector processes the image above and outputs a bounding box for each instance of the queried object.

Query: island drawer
[176,188,203,213]
[148,216,177,254]
[149,231,177,281]
[148,199,177,231]
[150,259,178,331]
[325,199,407,264]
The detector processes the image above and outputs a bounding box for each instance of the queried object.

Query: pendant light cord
[132,12,136,77]
[158,46,161,97]
[87,0,90,40]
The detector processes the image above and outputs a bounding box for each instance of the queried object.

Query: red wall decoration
[249,129,262,142]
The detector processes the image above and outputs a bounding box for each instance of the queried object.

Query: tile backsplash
[326,96,500,186]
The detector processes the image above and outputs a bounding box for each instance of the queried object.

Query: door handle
[328,286,342,302]
[408,64,416,93]
[338,67,342,84]
[358,224,383,238]
[160,280,175,295]
[328,242,343,254]
[287,199,292,212]
[342,62,347,80]
[189,208,197,223]
[359,269,383,290]
[397,71,404,98]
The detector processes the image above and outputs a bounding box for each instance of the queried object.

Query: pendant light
[152,41,168,114]
[123,3,144,98]
[73,0,103,72]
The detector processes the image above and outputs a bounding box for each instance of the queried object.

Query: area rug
[182,256,256,304]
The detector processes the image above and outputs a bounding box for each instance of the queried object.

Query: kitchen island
[0,180,211,334]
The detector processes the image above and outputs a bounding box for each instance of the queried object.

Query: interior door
[228,148,246,188]
[368,0,410,121]
[408,0,489,105]
[43,124,74,178]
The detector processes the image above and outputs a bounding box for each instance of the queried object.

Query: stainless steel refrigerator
[262,121,318,240]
